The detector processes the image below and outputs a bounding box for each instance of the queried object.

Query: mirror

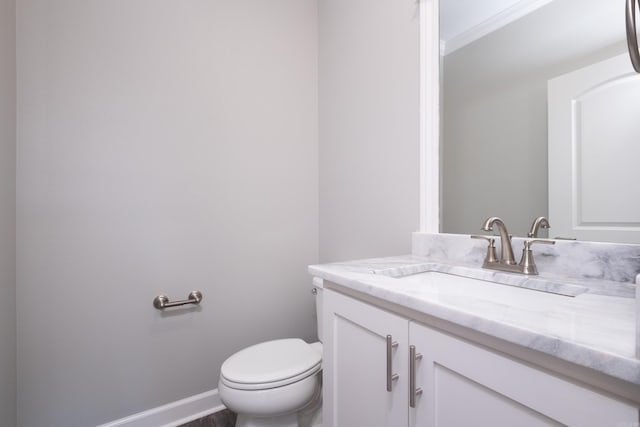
[440,0,637,242]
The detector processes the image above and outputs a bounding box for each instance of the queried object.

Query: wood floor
[178,409,237,427]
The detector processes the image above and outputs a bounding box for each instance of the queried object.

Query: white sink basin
[373,264,588,297]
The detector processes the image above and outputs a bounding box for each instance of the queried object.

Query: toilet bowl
[218,280,324,427]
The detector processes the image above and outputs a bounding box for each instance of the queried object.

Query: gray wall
[16,1,318,426]
[318,0,420,262]
[0,0,16,424]
[442,0,627,237]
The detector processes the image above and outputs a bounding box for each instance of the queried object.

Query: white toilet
[218,280,324,427]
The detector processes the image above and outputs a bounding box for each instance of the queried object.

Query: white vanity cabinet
[323,288,639,427]
[409,322,638,427]
[322,287,409,427]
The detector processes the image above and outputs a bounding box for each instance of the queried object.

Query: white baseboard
[97,389,225,427]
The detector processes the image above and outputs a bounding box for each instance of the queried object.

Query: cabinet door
[409,322,638,427]
[323,289,409,427]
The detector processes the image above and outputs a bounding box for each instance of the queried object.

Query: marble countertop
[309,255,640,386]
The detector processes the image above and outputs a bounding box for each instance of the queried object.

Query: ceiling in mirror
[440,0,553,54]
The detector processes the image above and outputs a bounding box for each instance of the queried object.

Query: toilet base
[236,414,298,427]
[235,410,321,427]
[236,412,298,427]
[234,386,322,427]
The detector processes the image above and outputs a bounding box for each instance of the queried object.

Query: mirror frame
[419,0,440,233]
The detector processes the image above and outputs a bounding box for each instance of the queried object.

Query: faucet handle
[470,235,498,264]
[523,239,555,249]
[519,239,555,275]
[471,235,495,242]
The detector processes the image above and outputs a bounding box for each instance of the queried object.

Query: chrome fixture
[626,0,640,72]
[470,235,498,265]
[528,216,550,238]
[473,217,556,275]
[386,335,399,392]
[519,239,554,275]
[409,345,423,408]
[481,216,516,265]
[153,290,203,310]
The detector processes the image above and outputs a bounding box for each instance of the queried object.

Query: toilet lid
[220,338,322,390]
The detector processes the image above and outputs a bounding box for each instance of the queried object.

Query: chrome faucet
[481,216,516,265]
[528,216,550,238]
[472,216,555,275]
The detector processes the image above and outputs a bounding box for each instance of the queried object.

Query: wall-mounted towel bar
[626,0,640,72]
[153,290,203,310]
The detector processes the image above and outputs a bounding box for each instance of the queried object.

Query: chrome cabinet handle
[409,345,423,408]
[386,335,399,392]
[626,0,640,72]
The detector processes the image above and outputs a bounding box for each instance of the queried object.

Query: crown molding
[442,0,554,56]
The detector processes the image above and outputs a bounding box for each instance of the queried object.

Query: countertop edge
[308,263,640,388]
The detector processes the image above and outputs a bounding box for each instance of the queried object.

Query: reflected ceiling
[440,0,553,53]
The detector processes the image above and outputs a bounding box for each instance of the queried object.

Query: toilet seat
[220,338,322,391]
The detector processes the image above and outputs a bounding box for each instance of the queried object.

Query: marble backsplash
[412,232,640,284]
[413,232,640,358]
